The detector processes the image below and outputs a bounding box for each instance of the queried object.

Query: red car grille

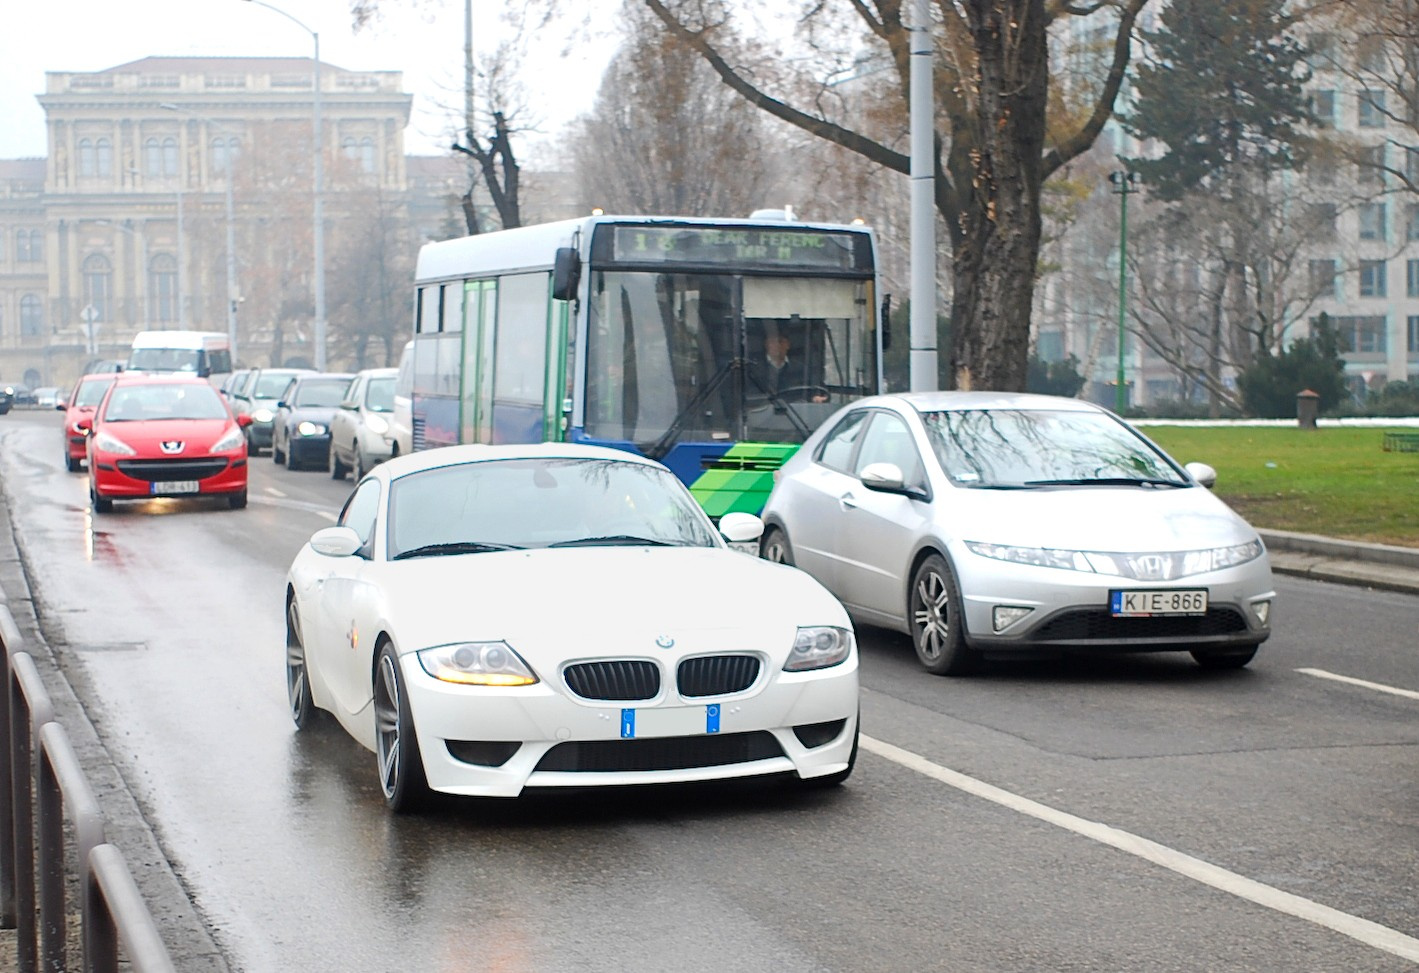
[115,458,230,482]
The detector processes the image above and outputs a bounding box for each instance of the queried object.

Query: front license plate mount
[621,704,722,739]
[152,480,200,495]
[1110,588,1208,617]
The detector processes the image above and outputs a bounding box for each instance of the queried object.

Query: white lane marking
[265,487,288,498]
[1296,667,1419,701]
[861,735,1419,962]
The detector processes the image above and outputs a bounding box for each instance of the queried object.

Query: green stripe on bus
[690,442,801,517]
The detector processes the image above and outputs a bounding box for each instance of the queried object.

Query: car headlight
[252,408,274,423]
[93,430,136,456]
[364,413,390,435]
[964,539,1265,580]
[296,421,327,436]
[783,626,854,672]
[417,641,538,686]
[210,425,245,453]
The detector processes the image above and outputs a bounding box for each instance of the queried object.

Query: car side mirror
[55,402,67,411]
[276,400,287,410]
[718,512,764,544]
[236,413,254,428]
[76,417,94,434]
[309,525,362,558]
[1184,462,1217,489]
[860,462,905,492]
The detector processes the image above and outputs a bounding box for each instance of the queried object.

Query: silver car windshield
[386,458,720,559]
[921,409,1187,488]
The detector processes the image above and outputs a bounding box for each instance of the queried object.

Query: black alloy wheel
[909,554,980,676]
[374,641,429,812]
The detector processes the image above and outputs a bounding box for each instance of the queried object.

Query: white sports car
[285,442,859,811]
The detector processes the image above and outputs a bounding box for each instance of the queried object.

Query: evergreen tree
[1236,314,1348,417]
[1122,0,1315,200]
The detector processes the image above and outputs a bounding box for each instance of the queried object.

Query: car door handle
[839,492,860,510]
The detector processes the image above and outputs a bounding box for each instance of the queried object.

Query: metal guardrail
[1,603,176,972]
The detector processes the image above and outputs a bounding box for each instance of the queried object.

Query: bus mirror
[881,294,892,350]
[552,247,581,301]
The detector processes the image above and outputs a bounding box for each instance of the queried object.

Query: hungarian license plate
[1110,589,1208,617]
[152,480,200,495]
[620,704,722,739]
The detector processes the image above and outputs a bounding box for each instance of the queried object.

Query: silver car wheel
[286,598,315,727]
[761,527,794,565]
[909,554,979,676]
[373,643,429,811]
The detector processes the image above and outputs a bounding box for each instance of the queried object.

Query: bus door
[460,280,497,444]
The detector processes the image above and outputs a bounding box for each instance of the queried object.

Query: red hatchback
[82,374,252,513]
[59,374,119,472]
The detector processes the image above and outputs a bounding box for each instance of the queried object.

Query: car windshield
[387,457,719,559]
[293,379,351,408]
[921,408,1187,488]
[75,379,116,407]
[365,377,395,412]
[102,384,229,422]
[128,348,201,372]
[254,373,299,398]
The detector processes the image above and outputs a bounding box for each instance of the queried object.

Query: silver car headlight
[417,641,538,686]
[783,626,854,672]
[209,425,245,453]
[364,413,390,435]
[965,539,1265,580]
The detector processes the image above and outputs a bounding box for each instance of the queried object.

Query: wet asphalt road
[1,408,1417,972]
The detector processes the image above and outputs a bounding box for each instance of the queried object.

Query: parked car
[284,442,859,811]
[232,367,313,455]
[9,386,36,407]
[59,374,119,472]
[271,372,354,471]
[34,387,63,409]
[329,367,398,480]
[0,386,13,415]
[80,373,253,513]
[760,391,1275,675]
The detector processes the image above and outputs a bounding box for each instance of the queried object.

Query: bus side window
[417,286,440,334]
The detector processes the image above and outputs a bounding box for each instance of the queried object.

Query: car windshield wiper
[392,541,523,560]
[547,535,680,548]
[1022,476,1188,488]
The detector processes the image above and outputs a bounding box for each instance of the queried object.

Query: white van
[390,339,414,457]
[127,330,233,386]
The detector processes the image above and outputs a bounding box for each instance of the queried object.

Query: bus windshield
[584,271,874,455]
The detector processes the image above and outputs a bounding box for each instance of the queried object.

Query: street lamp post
[162,104,240,361]
[241,0,326,370]
[1108,169,1139,414]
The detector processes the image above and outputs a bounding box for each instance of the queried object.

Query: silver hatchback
[760,392,1275,675]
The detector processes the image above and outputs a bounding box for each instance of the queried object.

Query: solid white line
[860,735,1419,962]
[264,487,288,498]
[1295,667,1419,701]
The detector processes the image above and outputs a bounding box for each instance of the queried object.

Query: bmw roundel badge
[655,635,675,649]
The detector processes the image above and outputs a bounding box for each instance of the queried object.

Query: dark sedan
[271,373,354,471]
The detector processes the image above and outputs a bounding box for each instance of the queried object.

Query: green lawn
[1140,425,1419,547]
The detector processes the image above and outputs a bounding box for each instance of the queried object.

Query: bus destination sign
[609,225,864,271]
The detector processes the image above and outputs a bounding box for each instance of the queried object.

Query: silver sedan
[760,392,1275,675]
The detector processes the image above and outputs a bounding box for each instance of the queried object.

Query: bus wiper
[547,535,679,548]
[1022,477,1187,488]
[392,541,523,560]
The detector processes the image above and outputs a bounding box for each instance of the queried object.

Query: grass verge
[1140,425,1419,547]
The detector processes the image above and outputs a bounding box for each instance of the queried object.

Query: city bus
[410,213,884,516]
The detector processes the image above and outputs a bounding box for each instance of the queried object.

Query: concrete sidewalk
[1260,529,1419,595]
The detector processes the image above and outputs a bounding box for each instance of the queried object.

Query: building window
[1333,315,1387,353]
[0,229,6,262]
[342,136,377,175]
[1309,202,1337,239]
[150,253,178,323]
[1358,90,1386,128]
[1408,205,1419,242]
[19,294,43,337]
[1359,260,1387,297]
[1409,316,1419,353]
[212,136,241,175]
[1309,32,1336,62]
[1310,259,1338,299]
[1359,144,1384,186]
[82,253,113,323]
[1409,260,1419,298]
[1408,147,1419,185]
[145,137,179,177]
[78,138,96,177]
[16,229,42,262]
[1359,203,1386,240]
[1312,90,1335,127]
[96,137,113,178]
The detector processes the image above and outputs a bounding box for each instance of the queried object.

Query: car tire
[90,485,113,514]
[286,597,319,729]
[374,640,429,813]
[285,441,300,471]
[66,453,81,473]
[353,447,367,482]
[802,714,858,788]
[330,445,348,480]
[1190,647,1257,670]
[228,490,248,510]
[272,434,285,465]
[909,553,980,676]
[760,527,795,565]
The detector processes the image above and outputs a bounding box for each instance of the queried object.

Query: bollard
[1296,388,1320,429]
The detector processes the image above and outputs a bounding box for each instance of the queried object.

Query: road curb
[1260,530,1419,596]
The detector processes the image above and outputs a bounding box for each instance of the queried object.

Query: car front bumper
[91,455,248,500]
[398,652,859,798]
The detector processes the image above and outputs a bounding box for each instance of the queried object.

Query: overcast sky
[0,0,608,163]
